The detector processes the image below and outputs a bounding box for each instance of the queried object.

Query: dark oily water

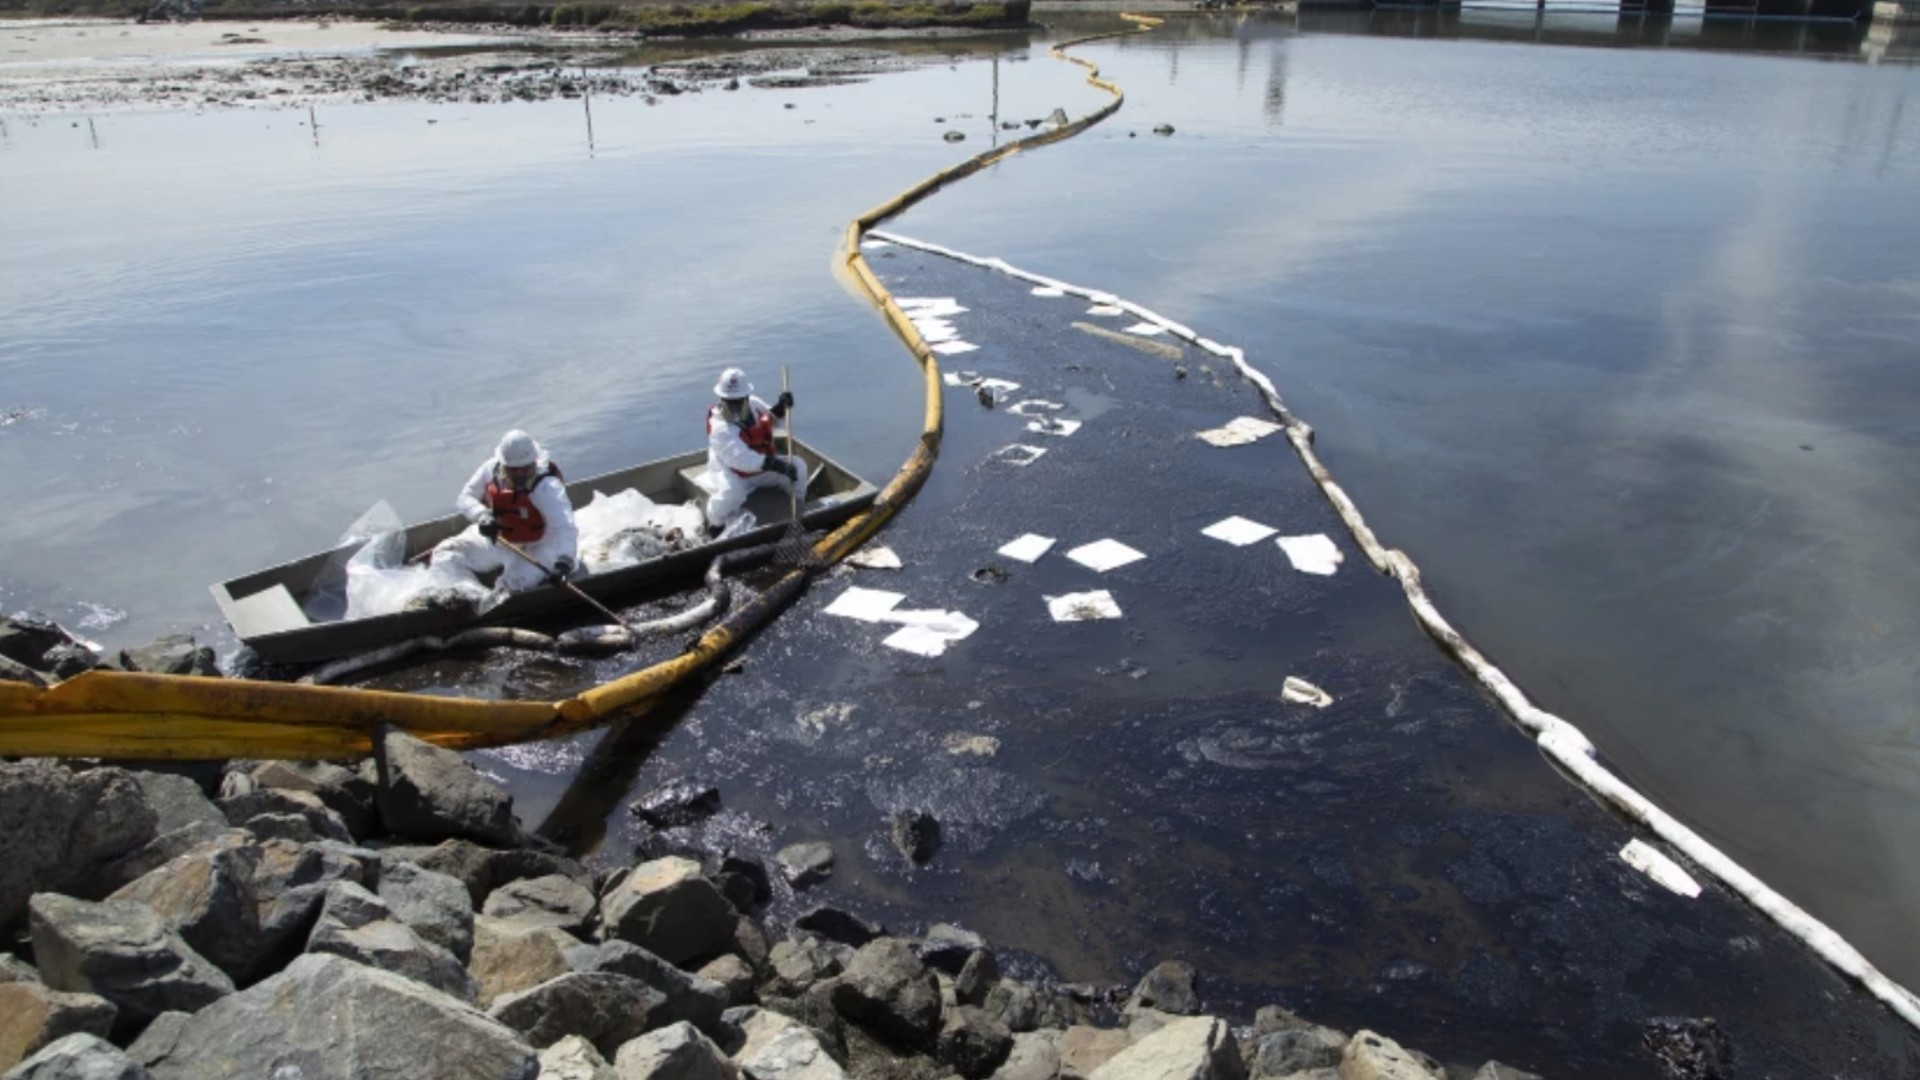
[899,12,1920,999]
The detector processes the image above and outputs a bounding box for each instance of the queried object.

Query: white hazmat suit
[705,382,806,529]
[431,432,579,594]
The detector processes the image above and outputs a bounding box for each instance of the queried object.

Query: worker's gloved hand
[780,459,803,484]
[776,390,795,415]
[547,556,575,586]
[477,513,499,542]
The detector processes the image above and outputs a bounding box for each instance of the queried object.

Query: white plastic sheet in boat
[1047,589,1123,622]
[997,533,1057,563]
[1067,539,1146,573]
[1621,839,1703,898]
[1202,516,1277,546]
[1277,534,1344,576]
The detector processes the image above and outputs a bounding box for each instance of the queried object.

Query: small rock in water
[889,809,940,865]
[793,905,885,948]
[1152,123,1175,136]
[944,130,966,143]
[1174,365,1188,380]
[970,566,1009,586]
[1047,107,1068,126]
[777,841,834,888]
[630,781,721,828]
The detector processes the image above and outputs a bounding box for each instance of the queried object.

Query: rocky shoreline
[0,613,1543,1080]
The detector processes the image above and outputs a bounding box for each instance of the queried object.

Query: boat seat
[226,583,311,639]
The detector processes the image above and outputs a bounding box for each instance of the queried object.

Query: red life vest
[708,405,775,477]
[485,462,563,544]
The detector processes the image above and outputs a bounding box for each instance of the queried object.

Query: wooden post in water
[584,82,596,154]
[87,117,98,148]
[309,103,319,147]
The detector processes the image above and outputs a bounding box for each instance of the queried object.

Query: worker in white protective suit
[430,430,579,593]
[704,367,805,534]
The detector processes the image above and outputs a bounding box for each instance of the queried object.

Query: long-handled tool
[497,536,639,634]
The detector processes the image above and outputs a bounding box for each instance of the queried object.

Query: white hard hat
[714,367,752,400]
[497,430,539,468]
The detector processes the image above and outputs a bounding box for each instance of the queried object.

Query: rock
[1090,1017,1242,1080]
[0,654,47,688]
[27,894,233,1040]
[1,1034,148,1080]
[734,1016,847,1080]
[141,953,535,1080]
[117,635,216,677]
[90,825,244,900]
[601,857,735,966]
[488,971,661,1057]
[1,764,159,930]
[938,1005,1013,1079]
[38,644,100,679]
[0,983,117,1073]
[381,838,589,907]
[1251,1007,1309,1037]
[305,881,478,1002]
[567,940,728,1033]
[541,1035,614,1080]
[121,1013,189,1073]
[1124,963,1198,1018]
[828,938,941,1049]
[483,874,596,937]
[1336,1031,1440,1080]
[0,957,39,984]
[632,782,723,828]
[469,915,583,1008]
[719,857,771,907]
[378,860,475,962]
[943,130,966,143]
[1640,1017,1731,1080]
[374,724,518,846]
[218,788,349,844]
[917,925,986,976]
[612,1020,738,1080]
[793,907,884,949]
[699,955,755,1006]
[248,838,372,955]
[992,1031,1062,1080]
[984,981,1079,1034]
[888,811,940,865]
[0,615,73,669]
[1151,124,1174,136]
[955,950,999,1007]
[247,761,377,840]
[124,774,221,836]
[1248,1026,1344,1078]
[1470,1064,1542,1080]
[1060,1027,1133,1080]
[732,917,772,972]
[776,843,833,888]
[768,937,847,995]
[107,840,263,981]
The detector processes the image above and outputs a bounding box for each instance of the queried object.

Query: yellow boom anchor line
[0,15,1166,762]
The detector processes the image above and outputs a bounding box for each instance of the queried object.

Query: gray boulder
[117,635,216,677]
[0,616,71,670]
[88,825,247,901]
[1,764,158,929]
[792,908,883,950]
[887,811,939,865]
[0,983,116,1073]
[1,1034,148,1080]
[0,654,48,688]
[27,895,233,1040]
[828,938,942,1049]
[991,1031,1062,1080]
[918,925,987,976]
[487,972,661,1057]
[374,725,518,846]
[955,950,999,1007]
[601,857,735,966]
[125,775,221,837]
[611,1021,738,1080]
[731,1011,847,1080]
[565,940,728,1033]
[1123,963,1198,1017]
[142,953,536,1080]
[248,761,377,840]
[938,1005,1013,1079]
[699,955,755,1006]
[247,839,373,958]
[1059,1027,1131,1080]
[378,860,475,962]
[731,917,771,973]
[1089,1017,1243,1080]
[1471,1065,1542,1080]
[483,874,596,938]
[540,1035,613,1080]
[380,839,589,907]
[775,843,833,888]
[1,957,41,984]
[1248,1026,1345,1078]
[767,938,847,996]
[469,916,583,1008]
[107,841,262,981]
[305,882,477,1001]
[985,981,1082,1035]
[1336,1032,1441,1080]
[120,1014,189,1074]
[218,789,350,844]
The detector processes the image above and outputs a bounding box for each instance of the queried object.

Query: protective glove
[476,512,499,542]
[775,390,795,416]
[547,556,575,587]
[778,458,803,484]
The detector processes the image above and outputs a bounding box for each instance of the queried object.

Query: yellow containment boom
[0,17,1160,762]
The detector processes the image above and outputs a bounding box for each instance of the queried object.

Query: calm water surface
[4,7,1920,1011]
